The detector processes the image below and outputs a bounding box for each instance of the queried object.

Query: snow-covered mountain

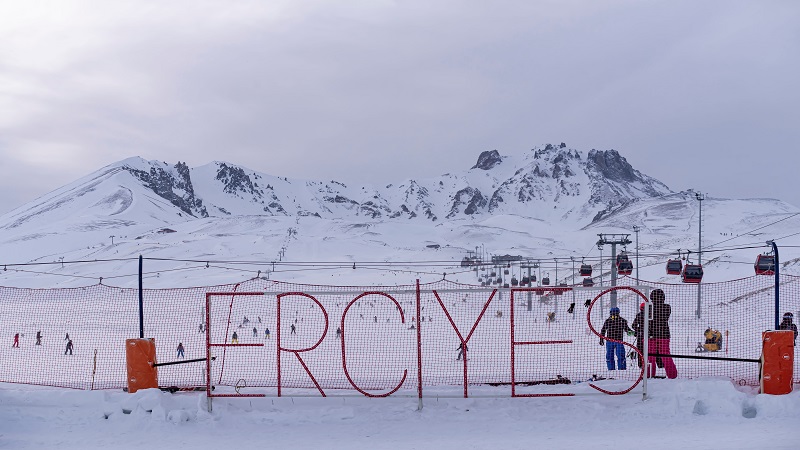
[0,144,798,288]
[0,144,671,229]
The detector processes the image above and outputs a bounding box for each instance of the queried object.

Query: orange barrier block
[760,331,794,395]
[126,338,158,393]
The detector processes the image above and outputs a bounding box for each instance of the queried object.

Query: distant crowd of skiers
[12,304,797,371]
[11,331,73,355]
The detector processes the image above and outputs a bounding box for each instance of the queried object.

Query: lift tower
[596,233,632,308]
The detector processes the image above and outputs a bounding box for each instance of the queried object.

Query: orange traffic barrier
[126,338,158,393]
[760,331,794,395]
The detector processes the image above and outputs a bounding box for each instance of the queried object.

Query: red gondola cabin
[616,253,633,276]
[666,259,682,275]
[682,264,703,283]
[754,254,775,275]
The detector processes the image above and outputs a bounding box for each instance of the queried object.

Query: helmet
[640,303,645,311]
[610,307,620,315]
[784,312,794,319]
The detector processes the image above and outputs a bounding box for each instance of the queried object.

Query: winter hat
[784,312,794,319]
[640,303,645,311]
[610,307,620,315]
[650,289,665,303]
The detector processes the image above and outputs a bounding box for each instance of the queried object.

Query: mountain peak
[586,149,637,183]
[471,150,502,170]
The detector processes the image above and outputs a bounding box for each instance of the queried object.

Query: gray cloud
[1,0,798,215]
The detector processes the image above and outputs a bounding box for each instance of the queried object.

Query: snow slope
[1,379,798,450]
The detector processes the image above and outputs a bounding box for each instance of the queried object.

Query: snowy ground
[1,379,798,449]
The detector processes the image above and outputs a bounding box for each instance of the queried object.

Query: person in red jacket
[12,333,19,348]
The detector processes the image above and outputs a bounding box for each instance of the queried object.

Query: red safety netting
[0,275,797,394]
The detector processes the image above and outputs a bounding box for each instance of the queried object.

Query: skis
[122,385,214,393]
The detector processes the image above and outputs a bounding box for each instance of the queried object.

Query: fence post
[139,255,144,339]
[771,241,780,329]
[642,299,651,401]
[416,279,423,411]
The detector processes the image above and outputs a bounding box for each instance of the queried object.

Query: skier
[290,324,296,334]
[177,342,185,358]
[13,333,19,348]
[778,312,798,343]
[65,339,73,355]
[336,327,342,339]
[258,316,262,323]
[35,331,42,346]
[264,328,270,339]
[64,332,70,341]
[456,342,468,361]
[253,327,258,337]
[647,289,678,379]
[600,307,632,370]
[232,331,239,344]
[198,323,204,333]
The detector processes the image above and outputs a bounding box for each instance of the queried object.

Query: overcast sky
[1,0,798,215]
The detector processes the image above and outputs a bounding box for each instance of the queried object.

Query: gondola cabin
[521,276,530,285]
[511,277,519,286]
[616,253,633,276]
[666,259,682,275]
[583,277,594,287]
[554,282,567,295]
[754,254,775,275]
[541,276,550,286]
[682,264,703,283]
[579,264,592,277]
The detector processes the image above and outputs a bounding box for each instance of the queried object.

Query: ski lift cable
[705,212,800,250]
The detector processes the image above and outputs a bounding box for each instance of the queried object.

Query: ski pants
[647,338,678,379]
[635,340,643,368]
[606,341,626,370]
[177,349,184,358]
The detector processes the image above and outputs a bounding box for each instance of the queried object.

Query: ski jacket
[631,312,644,341]
[649,301,671,339]
[601,315,631,341]
[779,320,798,341]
